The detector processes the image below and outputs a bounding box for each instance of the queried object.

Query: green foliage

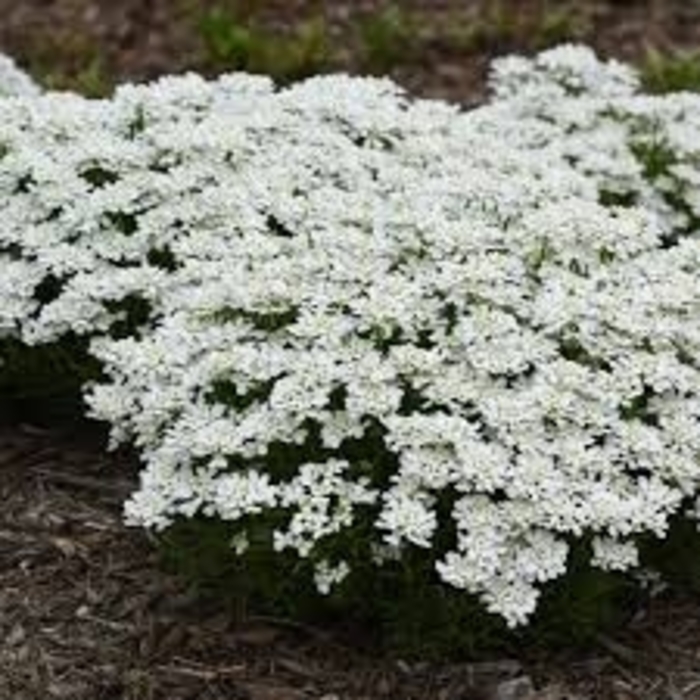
[279,18,332,81]
[100,293,154,340]
[198,7,257,68]
[479,0,521,48]
[157,516,650,660]
[453,1,521,52]
[24,29,112,97]
[642,47,700,94]
[340,549,512,659]
[441,2,589,56]
[0,336,101,426]
[198,7,331,82]
[599,189,639,208]
[0,284,154,425]
[61,56,111,98]
[158,516,322,623]
[158,516,509,659]
[630,135,676,181]
[528,539,641,649]
[356,5,419,73]
[639,510,700,595]
[532,5,591,49]
[155,480,700,659]
[629,132,700,241]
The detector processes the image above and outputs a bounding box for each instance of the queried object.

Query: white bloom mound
[0,53,40,97]
[2,46,699,627]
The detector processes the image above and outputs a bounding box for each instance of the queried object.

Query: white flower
[2,46,700,626]
[229,531,250,555]
[591,536,639,571]
[0,53,40,97]
[314,559,350,595]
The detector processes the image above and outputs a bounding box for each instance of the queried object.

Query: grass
[444,1,590,53]
[355,4,421,73]
[197,6,332,82]
[533,4,592,48]
[642,46,700,93]
[22,28,112,97]
[44,56,111,97]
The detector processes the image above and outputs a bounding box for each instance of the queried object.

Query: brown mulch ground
[3,422,700,699]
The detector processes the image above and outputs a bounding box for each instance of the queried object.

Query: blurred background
[0,0,699,102]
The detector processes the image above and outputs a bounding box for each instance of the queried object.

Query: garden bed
[2,2,700,698]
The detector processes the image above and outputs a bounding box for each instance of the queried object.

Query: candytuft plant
[0,53,40,97]
[0,46,699,650]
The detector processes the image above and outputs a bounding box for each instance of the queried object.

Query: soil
[3,422,700,699]
[3,1,700,698]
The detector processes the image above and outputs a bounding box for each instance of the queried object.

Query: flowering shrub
[1,46,699,628]
[0,54,40,97]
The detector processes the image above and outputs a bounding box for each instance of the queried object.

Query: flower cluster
[0,54,40,97]
[1,47,699,627]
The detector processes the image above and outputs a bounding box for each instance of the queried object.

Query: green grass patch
[198,6,332,82]
[642,46,700,94]
[355,4,421,74]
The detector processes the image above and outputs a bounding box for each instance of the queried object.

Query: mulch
[0,422,526,700]
[3,422,700,699]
